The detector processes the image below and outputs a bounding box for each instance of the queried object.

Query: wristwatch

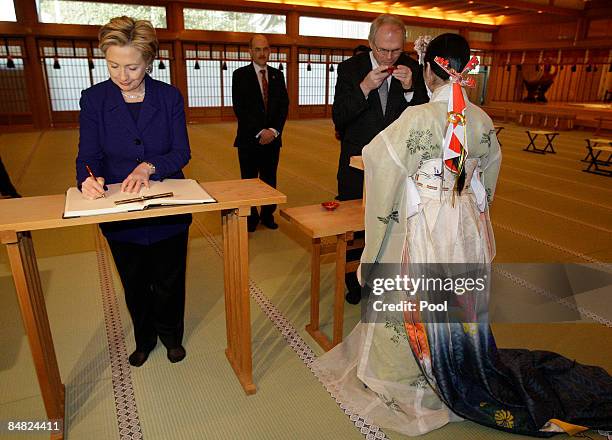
[143,161,156,175]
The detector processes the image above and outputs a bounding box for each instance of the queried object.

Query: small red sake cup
[321,201,340,211]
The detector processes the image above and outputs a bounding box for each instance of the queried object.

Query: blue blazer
[76,75,192,245]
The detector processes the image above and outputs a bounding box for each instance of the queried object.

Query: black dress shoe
[129,350,151,367]
[345,289,361,305]
[167,346,186,363]
[261,218,278,230]
[247,218,259,232]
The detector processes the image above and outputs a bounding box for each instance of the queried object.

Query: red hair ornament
[433,55,479,176]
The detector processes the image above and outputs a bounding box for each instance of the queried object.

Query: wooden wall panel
[496,20,577,45]
[488,61,611,103]
[507,67,516,102]
[494,66,504,101]
[587,19,612,39]
[1,0,611,127]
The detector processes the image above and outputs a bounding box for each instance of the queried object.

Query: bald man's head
[249,34,270,67]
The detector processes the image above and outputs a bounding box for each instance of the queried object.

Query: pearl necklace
[121,88,145,100]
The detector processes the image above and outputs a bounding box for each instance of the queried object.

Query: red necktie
[259,69,268,110]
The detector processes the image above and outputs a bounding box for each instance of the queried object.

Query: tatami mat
[0,120,610,439]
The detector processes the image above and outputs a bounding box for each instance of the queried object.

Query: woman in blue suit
[77,16,191,367]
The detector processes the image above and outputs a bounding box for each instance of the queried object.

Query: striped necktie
[259,69,269,110]
[378,78,388,116]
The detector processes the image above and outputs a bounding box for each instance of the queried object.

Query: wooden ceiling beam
[500,13,576,26]
[409,0,455,5]
[398,0,442,7]
[468,5,505,14]
[433,4,516,15]
[468,0,579,16]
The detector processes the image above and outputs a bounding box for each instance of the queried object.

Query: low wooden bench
[524,130,559,154]
[583,138,612,176]
[280,200,364,351]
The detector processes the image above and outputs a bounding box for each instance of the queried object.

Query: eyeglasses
[373,44,403,57]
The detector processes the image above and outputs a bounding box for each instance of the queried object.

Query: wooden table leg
[582,140,595,162]
[524,132,544,154]
[306,238,334,351]
[544,133,558,153]
[221,207,256,395]
[2,231,65,440]
[332,233,347,347]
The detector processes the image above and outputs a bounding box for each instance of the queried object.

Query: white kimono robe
[312,83,502,437]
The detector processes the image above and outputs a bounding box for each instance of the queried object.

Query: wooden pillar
[15,0,52,129]
[286,12,299,119]
[167,3,188,108]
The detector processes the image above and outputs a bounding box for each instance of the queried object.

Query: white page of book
[63,179,215,218]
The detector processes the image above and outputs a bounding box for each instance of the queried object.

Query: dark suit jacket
[76,75,192,244]
[232,63,289,148]
[332,51,428,200]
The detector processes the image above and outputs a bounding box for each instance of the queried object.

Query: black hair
[423,33,470,81]
[353,45,371,56]
[424,34,471,195]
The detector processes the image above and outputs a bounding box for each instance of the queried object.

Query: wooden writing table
[0,179,286,440]
[349,155,364,171]
[280,200,364,351]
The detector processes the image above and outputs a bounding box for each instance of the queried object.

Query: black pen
[85,164,108,197]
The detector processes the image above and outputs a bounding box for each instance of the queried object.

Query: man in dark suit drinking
[332,14,428,303]
[333,14,428,201]
[232,34,289,232]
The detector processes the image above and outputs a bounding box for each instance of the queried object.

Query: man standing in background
[232,34,289,232]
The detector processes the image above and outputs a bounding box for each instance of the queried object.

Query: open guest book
[63,178,216,218]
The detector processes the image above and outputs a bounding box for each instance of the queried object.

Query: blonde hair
[98,16,158,66]
[368,14,406,46]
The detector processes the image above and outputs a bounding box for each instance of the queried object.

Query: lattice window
[184,43,288,108]
[222,46,252,107]
[39,39,172,112]
[150,48,172,85]
[299,48,350,106]
[45,57,90,111]
[186,59,221,107]
[0,39,29,114]
[269,48,288,85]
[327,50,349,105]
